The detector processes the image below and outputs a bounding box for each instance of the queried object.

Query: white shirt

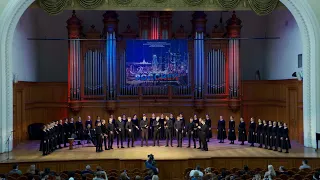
[189,170,204,177]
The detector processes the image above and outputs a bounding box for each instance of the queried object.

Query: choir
[40,114,291,156]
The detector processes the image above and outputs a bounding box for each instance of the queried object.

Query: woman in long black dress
[280,123,291,153]
[75,116,84,145]
[267,121,273,150]
[248,118,256,147]
[276,122,283,151]
[238,118,247,145]
[217,116,227,143]
[270,121,278,150]
[228,116,236,144]
[40,125,47,156]
[263,120,268,149]
[256,119,263,148]
[205,114,212,142]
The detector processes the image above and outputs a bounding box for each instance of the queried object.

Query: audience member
[8,164,22,175]
[278,166,288,175]
[240,165,250,176]
[203,167,214,180]
[151,175,159,180]
[134,175,141,180]
[144,170,153,180]
[96,166,108,180]
[82,165,94,175]
[119,171,130,180]
[252,174,261,180]
[191,171,201,180]
[189,165,204,177]
[299,159,311,170]
[313,171,320,180]
[264,165,276,180]
[218,169,227,180]
[93,173,105,180]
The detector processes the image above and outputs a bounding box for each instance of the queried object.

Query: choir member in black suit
[159,114,165,140]
[140,114,149,147]
[75,117,83,145]
[280,123,291,153]
[41,125,48,156]
[263,120,269,149]
[126,117,139,148]
[58,119,64,148]
[69,118,75,137]
[54,121,59,150]
[85,116,93,129]
[179,113,186,135]
[169,113,176,138]
[47,124,53,153]
[149,113,156,140]
[199,118,208,151]
[238,118,247,145]
[101,119,109,150]
[63,118,69,147]
[95,116,101,127]
[217,116,227,143]
[266,121,273,149]
[153,117,161,146]
[132,114,139,139]
[228,116,236,144]
[271,121,278,151]
[248,118,256,147]
[122,114,128,140]
[174,117,183,147]
[116,116,125,148]
[107,118,115,149]
[256,119,263,148]
[193,115,199,140]
[186,118,196,148]
[276,122,283,151]
[110,115,116,125]
[205,114,212,142]
[95,122,103,152]
[164,116,173,147]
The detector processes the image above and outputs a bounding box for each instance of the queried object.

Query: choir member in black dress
[110,115,116,125]
[256,119,263,148]
[140,114,149,147]
[95,116,101,127]
[228,116,236,144]
[85,116,93,129]
[159,114,165,140]
[153,117,161,146]
[132,114,139,139]
[205,114,212,142]
[122,114,128,140]
[116,116,125,148]
[266,121,273,150]
[107,118,115,149]
[75,117,83,145]
[263,120,269,149]
[58,119,64,148]
[101,119,109,150]
[54,121,59,150]
[248,118,256,147]
[238,118,247,145]
[149,113,156,140]
[217,116,227,143]
[280,123,291,153]
[63,118,69,147]
[95,122,103,152]
[47,124,53,153]
[199,118,208,151]
[174,117,183,147]
[164,116,173,147]
[69,118,75,137]
[271,121,278,151]
[126,117,139,148]
[276,122,283,151]
[169,113,176,138]
[186,118,196,148]
[41,125,48,156]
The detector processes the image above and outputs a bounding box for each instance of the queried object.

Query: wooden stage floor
[1,139,319,163]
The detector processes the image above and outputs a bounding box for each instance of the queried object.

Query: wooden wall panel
[13,80,303,146]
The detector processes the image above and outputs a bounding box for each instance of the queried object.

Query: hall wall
[13,80,303,146]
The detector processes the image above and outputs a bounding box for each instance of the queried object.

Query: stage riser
[0,158,318,179]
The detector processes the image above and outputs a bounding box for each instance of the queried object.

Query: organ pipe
[106,32,117,99]
[229,39,240,98]
[207,49,226,94]
[69,40,81,100]
[194,32,205,99]
[84,50,103,96]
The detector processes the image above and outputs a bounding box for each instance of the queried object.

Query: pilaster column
[226,11,242,99]
[138,12,150,39]
[150,12,160,40]
[191,11,207,99]
[159,12,172,39]
[103,11,118,100]
[66,11,82,102]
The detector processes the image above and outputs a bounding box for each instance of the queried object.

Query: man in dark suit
[95,122,103,152]
[116,116,125,148]
[199,118,208,151]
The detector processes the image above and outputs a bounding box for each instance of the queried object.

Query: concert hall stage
[0,139,319,179]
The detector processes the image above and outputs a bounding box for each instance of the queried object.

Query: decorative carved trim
[152,0,168,3]
[183,0,204,6]
[114,0,132,4]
